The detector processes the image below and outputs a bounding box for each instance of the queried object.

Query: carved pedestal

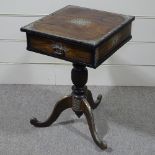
[30,63,107,150]
[21,5,134,150]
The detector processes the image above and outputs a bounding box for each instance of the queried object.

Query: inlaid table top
[21,5,135,68]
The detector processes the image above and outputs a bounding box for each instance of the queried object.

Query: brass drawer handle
[52,43,67,57]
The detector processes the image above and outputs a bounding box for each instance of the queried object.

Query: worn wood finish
[30,95,73,127]
[21,5,135,150]
[30,63,107,150]
[95,23,132,67]
[22,5,129,43]
[21,5,134,68]
[28,34,92,65]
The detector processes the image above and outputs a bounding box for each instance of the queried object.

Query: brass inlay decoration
[70,18,91,26]
[112,34,120,48]
[52,43,68,56]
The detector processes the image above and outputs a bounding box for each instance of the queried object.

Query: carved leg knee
[86,89,102,109]
[30,95,72,127]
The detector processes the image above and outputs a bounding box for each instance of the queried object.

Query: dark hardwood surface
[21,5,135,68]
[28,34,92,64]
[21,5,134,47]
[21,5,135,150]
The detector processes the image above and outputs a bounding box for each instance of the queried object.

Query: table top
[21,5,134,47]
[21,5,135,68]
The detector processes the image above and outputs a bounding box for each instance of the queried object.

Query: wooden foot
[86,89,102,109]
[81,98,107,150]
[30,95,72,127]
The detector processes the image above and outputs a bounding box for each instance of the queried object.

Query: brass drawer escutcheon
[52,43,68,57]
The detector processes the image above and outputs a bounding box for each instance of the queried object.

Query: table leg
[30,95,72,127]
[30,63,108,150]
[81,98,107,150]
[86,89,102,109]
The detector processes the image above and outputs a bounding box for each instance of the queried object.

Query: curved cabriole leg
[30,95,72,127]
[87,89,102,109]
[81,98,107,150]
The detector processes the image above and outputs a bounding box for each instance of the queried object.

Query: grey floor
[0,85,155,155]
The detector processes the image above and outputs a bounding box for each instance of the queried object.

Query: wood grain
[0,1,154,86]
[21,5,133,46]
[95,24,131,65]
[1,41,155,66]
[21,5,134,68]
[0,17,153,42]
[28,35,92,64]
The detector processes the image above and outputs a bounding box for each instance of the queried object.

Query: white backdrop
[0,0,155,86]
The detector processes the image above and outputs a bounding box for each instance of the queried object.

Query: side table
[21,5,135,150]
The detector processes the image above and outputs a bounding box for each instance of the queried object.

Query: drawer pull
[52,44,67,56]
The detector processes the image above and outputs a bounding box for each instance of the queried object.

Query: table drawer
[27,34,92,65]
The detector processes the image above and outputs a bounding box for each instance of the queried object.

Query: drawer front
[95,23,132,67]
[27,35,92,65]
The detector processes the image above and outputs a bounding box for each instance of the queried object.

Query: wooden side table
[21,5,134,150]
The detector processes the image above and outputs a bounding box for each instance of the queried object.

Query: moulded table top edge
[20,5,135,48]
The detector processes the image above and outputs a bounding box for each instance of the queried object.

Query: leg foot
[30,95,72,127]
[81,98,107,150]
[87,89,102,109]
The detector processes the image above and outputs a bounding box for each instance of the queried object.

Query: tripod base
[30,64,107,150]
